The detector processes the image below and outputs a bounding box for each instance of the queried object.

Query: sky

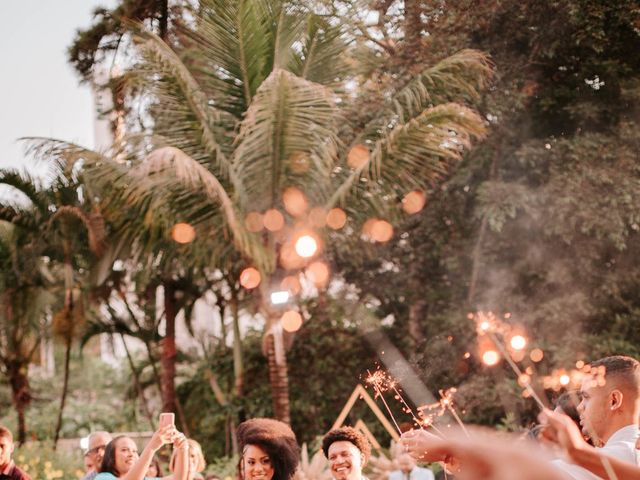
[0,0,116,174]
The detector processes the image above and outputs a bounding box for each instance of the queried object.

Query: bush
[13,442,83,479]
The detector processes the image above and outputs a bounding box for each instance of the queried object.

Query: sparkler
[365,369,403,435]
[471,312,548,410]
[365,367,446,437]
[418,388,470,437]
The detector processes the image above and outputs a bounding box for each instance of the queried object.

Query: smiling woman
[237,418,300,480]
[95,424,189,480]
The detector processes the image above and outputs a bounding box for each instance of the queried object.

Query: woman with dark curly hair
[321,427,371,480]
[236,418,301,480]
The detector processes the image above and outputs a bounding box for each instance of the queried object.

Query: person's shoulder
[95,473,118,480]
[10,464,31,480]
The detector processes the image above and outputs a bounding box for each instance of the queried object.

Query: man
[322,427,371,480]
[389,453,434,480]
[81,431,112,480]
[550,355,640,479]
[0,426,30,480]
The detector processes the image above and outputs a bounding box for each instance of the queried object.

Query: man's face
[0,436,14,468]
[577,376,610,444]
[327,441,363,480]
[87,432,111,469]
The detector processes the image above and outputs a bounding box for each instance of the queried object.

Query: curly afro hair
[321,427,371,464]
[237,418,300,480]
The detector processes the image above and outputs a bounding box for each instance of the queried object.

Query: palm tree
[0,165,105,444]
[47,0,493,422]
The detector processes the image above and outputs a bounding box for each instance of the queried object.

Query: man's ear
[610,389,624,410]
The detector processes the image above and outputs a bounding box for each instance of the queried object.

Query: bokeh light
[559,374,571,386]
[279,242,306,270]
[306,261,330,288]
[530,348,544,363]
[326,208,347,230]
[510,335,527,351]
[371,220,394,242]
[244,212,264,232]
[295,234,318,258]
[347,144,370,169]
[172,222,196,244]
[283,187,308,217]
[402,191,426,214]
[281,310,303,332]
[280,276,301,295]
[239,267,261,289]
[263,209,285,231]
[482,350,500,366]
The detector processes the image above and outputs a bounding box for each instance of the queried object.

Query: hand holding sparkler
[399,428,449,463]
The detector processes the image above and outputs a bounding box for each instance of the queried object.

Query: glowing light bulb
[482,350,500,366]
[559,374,571,386]
[510,335,527,351]
[295,234,318,258]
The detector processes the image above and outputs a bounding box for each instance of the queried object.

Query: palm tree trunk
[7,361,31,445]
[161,280,177,413]
[265,332,290,424]
[230,286,244,398]
[120,332,155,430]
[53,334,72,448]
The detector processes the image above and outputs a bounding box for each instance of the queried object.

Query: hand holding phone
[159,412,175,429]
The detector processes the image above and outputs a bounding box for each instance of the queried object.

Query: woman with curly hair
[237,418,301,480]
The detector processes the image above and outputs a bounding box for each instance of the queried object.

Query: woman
[237,418,300,480]
[169,439,206,480]
[96,424,189,480]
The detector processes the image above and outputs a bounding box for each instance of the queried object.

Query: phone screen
[159,412,175,428]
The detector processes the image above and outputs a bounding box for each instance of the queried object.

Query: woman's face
[242,444,274,480]
[114,437,139,475]
[188,445,202,472]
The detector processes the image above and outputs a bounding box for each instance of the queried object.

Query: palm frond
[180,0,277,114]
[129,146,274,271]
[233,68,340,210]
[329,103,486,207]
[295,15,350,88]
[0,170,47,213]
[130,25,237,181]
[49,205,106,257]
[360,49,494,140]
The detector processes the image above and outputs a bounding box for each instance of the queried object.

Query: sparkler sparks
[418,388,469,437]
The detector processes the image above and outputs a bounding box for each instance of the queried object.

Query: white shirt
[552,424,639,479]
[388,466,435,480]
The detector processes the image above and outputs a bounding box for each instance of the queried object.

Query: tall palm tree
[45,0,493,422]
[0,165,105,444]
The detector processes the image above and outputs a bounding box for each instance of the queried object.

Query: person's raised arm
[540,409,640,480]
[121,425,177,480]
[399,429,451,463]
[162,434,189,480]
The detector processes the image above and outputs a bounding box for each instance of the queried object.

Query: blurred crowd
[1,354,638,480]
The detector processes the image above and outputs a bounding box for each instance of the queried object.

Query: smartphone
[159,412,175,428]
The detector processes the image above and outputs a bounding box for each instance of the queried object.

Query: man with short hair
[551,355,640,479]
[389,453,434,480]
[81,431,112,480]
[322,427,371,480]
[0,426,30,480]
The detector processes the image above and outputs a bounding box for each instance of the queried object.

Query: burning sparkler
[418,388,470,437]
